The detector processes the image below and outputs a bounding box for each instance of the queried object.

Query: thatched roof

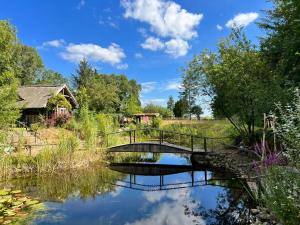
[133,113,160,117]
[17,84,78,109]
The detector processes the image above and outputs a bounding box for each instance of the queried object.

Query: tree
[260,0,300,86]
[73,59,95,90]
[13,44,43,85]
[186,29,286,143]
[167,96,175,111]
[173,98,188,118]
[36,69,68,85]
[181,57,201,119]
[0,20,20,128]
[143,103,172,118]
[191,105,203,120]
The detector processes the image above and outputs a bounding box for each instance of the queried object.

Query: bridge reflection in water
[109,162,243,192]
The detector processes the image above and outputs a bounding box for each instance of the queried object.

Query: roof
[17,84,78,109]
[133,113,160,117]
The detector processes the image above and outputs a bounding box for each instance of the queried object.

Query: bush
[261,166,300,225]
[96,113,119,136]
[151,117,161,129]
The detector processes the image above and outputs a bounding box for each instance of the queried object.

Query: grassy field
[161,119,235,138]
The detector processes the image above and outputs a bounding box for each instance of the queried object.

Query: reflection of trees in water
[189,172,256,225]
[110,152,162,163]
[3,166,126,202]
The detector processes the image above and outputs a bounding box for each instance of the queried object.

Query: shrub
[261,166,300,225]
[151,117,161,129]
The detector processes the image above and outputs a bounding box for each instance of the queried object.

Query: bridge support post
[160,175,164,190]
[192,171,194,187]
[204,137,207,153]
[134,130,136,143]
[191,135,194,152]
[159,130,162,145]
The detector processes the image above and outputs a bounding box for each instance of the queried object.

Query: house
[17,84,78,125]
[133,113,160,124]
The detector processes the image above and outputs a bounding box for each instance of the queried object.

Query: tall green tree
[167,96,175,111]
[0,20,19,128]
[73,59,95,90]
[173,98,188,118]
[186,29,286,143]
[13,44,43,85]
[36,69,68,85]
[191,105,203,120]
[181,57,201,119]
[260,0,300,86]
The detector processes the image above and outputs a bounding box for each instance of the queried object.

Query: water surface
[3,152,255,225]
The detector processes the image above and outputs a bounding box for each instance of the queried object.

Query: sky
[0,0,272,115]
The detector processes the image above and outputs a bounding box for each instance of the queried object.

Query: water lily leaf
[26,200,39,206]
[10,190,22,194]
[0,190,9,196]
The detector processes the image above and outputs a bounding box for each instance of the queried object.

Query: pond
[1,150,256,225]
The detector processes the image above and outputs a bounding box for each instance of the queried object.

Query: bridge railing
[105,128,232,152]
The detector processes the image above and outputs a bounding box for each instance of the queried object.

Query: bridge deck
[107,142,205,154]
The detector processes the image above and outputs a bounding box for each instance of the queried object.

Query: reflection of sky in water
[33,154,246,225]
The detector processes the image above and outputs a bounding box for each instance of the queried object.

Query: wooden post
[192,171,194,187]
[204,137,207,153]
[162,130,164,143]
[191,135,194,152]
[160,130,162,145]
[134,130,136,143]
[130,130,132,144]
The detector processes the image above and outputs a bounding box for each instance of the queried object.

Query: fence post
[160,130,162,145]
[191,135,193,152]
[130,130,132,144]
[134,130,136,143]
[204,137,207,153]
[162,130,164,143]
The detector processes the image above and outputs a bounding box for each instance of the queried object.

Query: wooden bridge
[106,128,230,154]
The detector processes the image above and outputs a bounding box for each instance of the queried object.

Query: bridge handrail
[104,128,232,140]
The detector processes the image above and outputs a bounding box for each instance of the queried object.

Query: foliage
[261,166,300,225]
[151,117,162,128]
[260,0,300,86]
[77,106,98,150]
[95,113,119,136]
[47,94,72,111]
[143,103,172,118]
[191,105,203,120]
[181,57,200,119]
[173,98,188,117]
[185,29,286,144]
[0,20,20,128]
[275,90,300,167]
[35,69,68,85]
[13,43,43,85]
[167,96,175,112]
[0,71,20,128]
[73,59,141,114]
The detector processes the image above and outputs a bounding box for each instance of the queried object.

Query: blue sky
[0,0,272,114]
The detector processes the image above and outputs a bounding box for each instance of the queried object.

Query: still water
[4,152,255,225]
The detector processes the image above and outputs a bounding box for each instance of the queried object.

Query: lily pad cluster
[0,188,44,224]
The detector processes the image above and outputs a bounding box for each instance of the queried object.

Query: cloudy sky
[0,0,272,113]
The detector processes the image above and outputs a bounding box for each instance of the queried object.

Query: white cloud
[137,27,148,37]
[77,0,85,9]
[126,189,205,225]
[60,43,126,66]
[135,53,143,58]
[226,12,259,28]
[165,79,182,91]
[42,39,65,48]
[141,82,157,93]
[121,0,202,40]
[216,24,223,31]
[116,63,128,69]
[141,37,164,51]
[165,38,189,58]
